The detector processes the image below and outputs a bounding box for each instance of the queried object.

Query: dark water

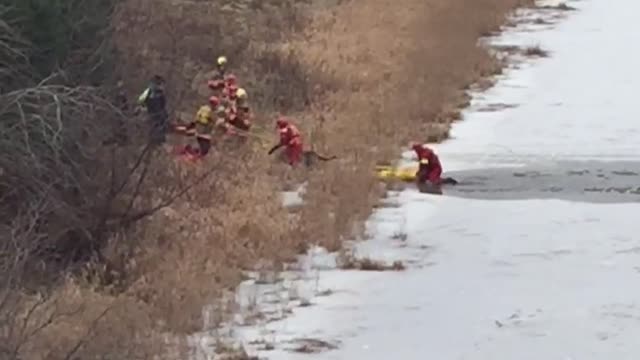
[441,161,640,203]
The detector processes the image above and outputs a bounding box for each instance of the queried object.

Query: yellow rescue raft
[375,165,419,182]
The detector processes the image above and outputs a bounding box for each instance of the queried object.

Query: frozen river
[192,1,640,359]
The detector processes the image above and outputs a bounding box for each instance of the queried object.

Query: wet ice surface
[445,161,640,203]
[190,1,640,359]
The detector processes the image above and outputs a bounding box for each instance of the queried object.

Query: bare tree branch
[62,305,112,360]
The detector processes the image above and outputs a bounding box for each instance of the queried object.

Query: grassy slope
[13,0,534,358]
[116,0,532,345]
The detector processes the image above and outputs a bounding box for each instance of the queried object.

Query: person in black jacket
[137,75,169,145]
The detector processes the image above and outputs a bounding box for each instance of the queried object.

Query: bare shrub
[540,2,576,11]
[0,82,220,285]
[556,3,576,11]
[0,2,224,357]
[291,337,339,353]
[391,231,408,241]
[524,45,550,58]
[215,342,259,360]
[0,202,163,360]
[337,250,406,272]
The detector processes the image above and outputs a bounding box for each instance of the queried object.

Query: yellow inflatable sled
[375,164,419,182]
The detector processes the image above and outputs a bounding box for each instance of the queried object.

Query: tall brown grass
[6,0,536,358]
[292,0,533,251]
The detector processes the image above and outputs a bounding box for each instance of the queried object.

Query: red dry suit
[412,144,443,185]
[278,122,303,166]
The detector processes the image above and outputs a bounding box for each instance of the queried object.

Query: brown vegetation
[339,256,407,272]
[337,249,406,271]
[290,337,339,353]
[541,2,576,11]
[2,0,538,358]
[524,45,550,58]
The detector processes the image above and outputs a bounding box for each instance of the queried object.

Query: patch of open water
[444,160,640,203]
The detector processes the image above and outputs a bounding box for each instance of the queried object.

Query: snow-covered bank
[189,0,640,359]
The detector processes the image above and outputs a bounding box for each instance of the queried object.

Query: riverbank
[18,0,567,358]
[112,0,540,338]
[212,1,640,359]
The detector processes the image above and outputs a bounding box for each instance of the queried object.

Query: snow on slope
[189,1,640,359]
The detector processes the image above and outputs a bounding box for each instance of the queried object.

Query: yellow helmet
[236,88,247,99]
[217,56,227,66]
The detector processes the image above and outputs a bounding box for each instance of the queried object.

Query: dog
[302,150,338,168]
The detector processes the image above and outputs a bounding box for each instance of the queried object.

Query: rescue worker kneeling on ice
[268,117,303,166]
[411,142,458,186]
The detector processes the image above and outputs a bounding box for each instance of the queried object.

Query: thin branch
[117,163,219,226]
[62,305,112,360]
